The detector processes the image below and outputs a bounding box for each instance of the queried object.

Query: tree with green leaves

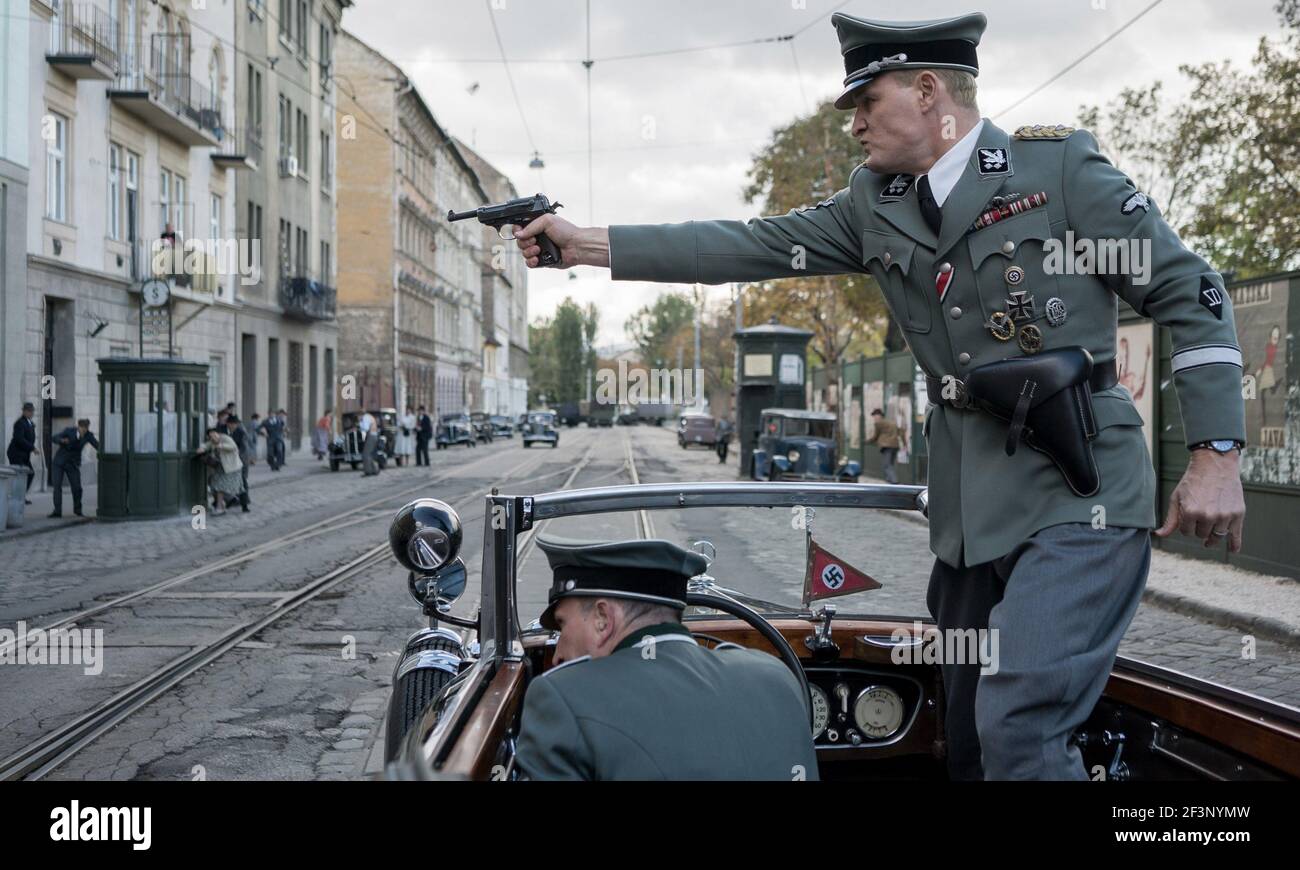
[740,99,896,366]
[1080,1,1300,279]
[529,298,598,407]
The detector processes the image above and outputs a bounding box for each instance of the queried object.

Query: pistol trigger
[497,225,515,241]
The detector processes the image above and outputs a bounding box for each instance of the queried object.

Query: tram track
[0,431,598,781]
[0,439,527,658]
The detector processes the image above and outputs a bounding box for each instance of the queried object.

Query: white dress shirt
[922,118,985,207]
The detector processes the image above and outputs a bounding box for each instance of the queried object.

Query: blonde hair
[893,68,979,110]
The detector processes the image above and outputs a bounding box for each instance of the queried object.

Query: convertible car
[382,483,1300,781]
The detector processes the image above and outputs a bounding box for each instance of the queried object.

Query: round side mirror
[408,557,468,608]
[390,498,463,573]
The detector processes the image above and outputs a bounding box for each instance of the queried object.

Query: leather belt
[927,359,1117,410]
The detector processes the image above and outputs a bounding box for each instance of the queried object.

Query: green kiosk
[734,319,814,478]
[96,357,210,519]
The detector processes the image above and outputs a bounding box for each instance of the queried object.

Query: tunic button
[883,251,892,265]
[949,306,962,319]
[958,352,971,365]
[1001,240,1015,255]
[939,262,952,274]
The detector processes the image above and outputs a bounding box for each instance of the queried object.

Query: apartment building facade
[452,137,529,419]
[335,31,485,417]
[232,0,349,448]
[26,0,242,480]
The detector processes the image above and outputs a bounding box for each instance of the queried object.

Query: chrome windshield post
[480,493,524,662]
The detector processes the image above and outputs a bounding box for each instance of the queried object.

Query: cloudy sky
[345,0,1282,346]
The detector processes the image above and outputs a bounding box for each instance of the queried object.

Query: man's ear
[593,599,616,641]
[915,70,941,110]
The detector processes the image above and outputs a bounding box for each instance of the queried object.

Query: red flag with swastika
[803,535,881,605]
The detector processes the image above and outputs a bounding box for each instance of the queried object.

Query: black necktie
[917,174,943,236]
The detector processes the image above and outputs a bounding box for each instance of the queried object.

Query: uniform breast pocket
[862,229,930,334]
[966,209,1060,321]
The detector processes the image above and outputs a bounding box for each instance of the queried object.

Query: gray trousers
[880,447,899,484]
[926,522,1150,780]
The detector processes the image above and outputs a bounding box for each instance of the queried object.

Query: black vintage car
[489,415,515,439]
[521,410,559,448]
[677,412,718,448]
[751,408,860,482]
[435,413,476,449]
[381,487,1300,781]
[328,410,393,471]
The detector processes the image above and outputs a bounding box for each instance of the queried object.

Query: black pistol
[447,194,564,268]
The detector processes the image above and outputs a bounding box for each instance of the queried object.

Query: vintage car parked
[521,410,559,448]
[752,408,860,482]
[435,414,476,449]
[382,484,1300,780]
[328,410,393,472]
[677,412,718,449]
[489,416,515,439]
[469,412,495,444]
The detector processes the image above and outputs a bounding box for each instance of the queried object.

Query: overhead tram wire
[485,0,547,192]
[992,0,1166,120]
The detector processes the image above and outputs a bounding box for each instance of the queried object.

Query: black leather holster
[939,347,1113,497]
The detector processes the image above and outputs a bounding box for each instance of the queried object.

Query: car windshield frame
[475,481,927,663]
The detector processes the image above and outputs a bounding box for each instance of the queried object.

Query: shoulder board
[1013,124,1075,141]
[539,655,590,677]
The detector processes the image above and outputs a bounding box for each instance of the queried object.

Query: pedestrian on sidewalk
[226,415,253,512]
[867,408,901,484]
[259,410,286,471]
[359,409,379,476]
[7,401,37,502]
[312,409,332,461]
[49,418,98,518]
[395,406,416,467]
[415,405,433,466]
[715,418,733,464]
[196,427,243,515]
[245,413,262,462]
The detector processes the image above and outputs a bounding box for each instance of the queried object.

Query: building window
[320,240,330,283]
[210,194,221,241]
[208,355,224,408]
[247,201,263,270]
[278,94,290,159]
[173,174,187,238]
[159,170,170,233]
[247,63,263,141]
[319,130,331,192]
[45,112,68,221]
[295,109,308,168]
[297,1,307,58]
[108,143,122,239]
[296,226,308,276]
[278,0,290,41]
[125,150,139,242]
[319,23,332,87]
[278,219,289,277]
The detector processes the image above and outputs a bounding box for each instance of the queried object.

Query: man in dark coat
[226,415,252,512]
[6,402,37,501]
[49,418,98,518]
[415,405,433,467]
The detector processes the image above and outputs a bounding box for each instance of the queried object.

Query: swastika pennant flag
[803,535,881,605]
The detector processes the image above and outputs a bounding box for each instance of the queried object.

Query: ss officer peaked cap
[536,535,709,631]
[831,12,987,110]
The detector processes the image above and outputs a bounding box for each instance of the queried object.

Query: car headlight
[787,449,800,463]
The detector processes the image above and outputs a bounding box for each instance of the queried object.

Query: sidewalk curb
[0,452,328,541]
[1141,586,1300,648]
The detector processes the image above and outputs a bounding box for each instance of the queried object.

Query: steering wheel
[685,592,812,726]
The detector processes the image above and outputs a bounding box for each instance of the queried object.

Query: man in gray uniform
[513,13,1247,780]
[515,536,818,781]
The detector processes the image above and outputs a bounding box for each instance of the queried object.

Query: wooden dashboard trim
[439,661,526,780]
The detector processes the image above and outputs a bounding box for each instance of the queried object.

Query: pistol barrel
[447,208,477,222]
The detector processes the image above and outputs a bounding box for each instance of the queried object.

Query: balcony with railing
[46,3,118,80]
[278,274,336,321]
[128,238,219,296]
[211,124,262,171]
[108,38,221,147]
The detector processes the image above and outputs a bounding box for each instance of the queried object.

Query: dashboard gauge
[809,684,830,738]
[853,685,905,740]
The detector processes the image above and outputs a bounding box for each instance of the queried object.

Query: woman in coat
[196,427,244,515]
[395,406,417,466]
[312,410,333,460]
